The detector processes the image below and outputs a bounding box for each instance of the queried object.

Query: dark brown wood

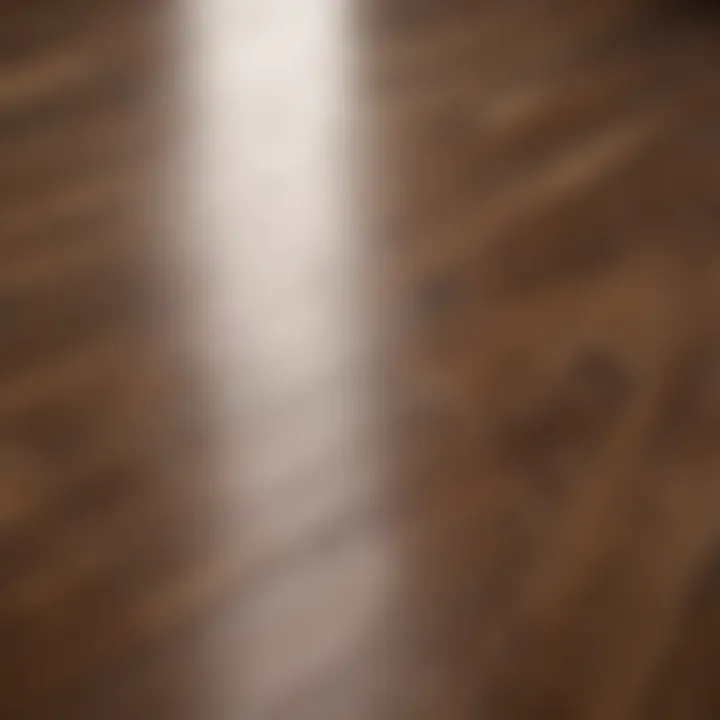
[2,0,720,717]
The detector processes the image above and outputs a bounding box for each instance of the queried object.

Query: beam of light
[182,1,394,717]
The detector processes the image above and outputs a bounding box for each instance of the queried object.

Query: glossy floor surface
[3,0,720,718]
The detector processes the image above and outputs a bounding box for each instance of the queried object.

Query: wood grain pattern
[2,0,720,718]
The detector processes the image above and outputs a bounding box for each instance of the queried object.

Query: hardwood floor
[2,0,720,717]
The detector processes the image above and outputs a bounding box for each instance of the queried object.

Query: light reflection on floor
[186,1,394,716]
